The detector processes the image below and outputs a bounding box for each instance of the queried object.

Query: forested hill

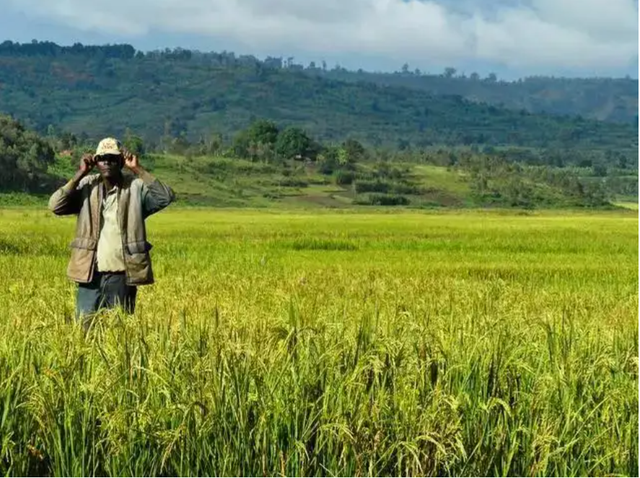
[3,41,637,124]
[0,40,637,152]
[309,69,638,124]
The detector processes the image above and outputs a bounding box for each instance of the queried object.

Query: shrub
[278,177,308,188]
[354,180,421,195]
[390,183,422,195]
[354,180,390,194]
[334,170,355,185]
[355,193,410,206]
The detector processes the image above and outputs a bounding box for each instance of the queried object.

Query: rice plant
[0,208,637,476]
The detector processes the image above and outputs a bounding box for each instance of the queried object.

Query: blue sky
[1,0,637,79]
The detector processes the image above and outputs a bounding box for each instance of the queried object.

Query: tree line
[1,40,635,125]
[0,40,135,59]
[26,116,630,209]
[0,114,56,192]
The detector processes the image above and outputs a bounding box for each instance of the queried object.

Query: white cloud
[5,0,639,74]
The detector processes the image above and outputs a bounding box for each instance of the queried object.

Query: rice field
[0,208,637,476]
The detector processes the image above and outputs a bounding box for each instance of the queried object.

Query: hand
[79,153,96,176]
[122,148,140,172]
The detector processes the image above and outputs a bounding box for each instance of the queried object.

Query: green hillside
[2,148,623,211]
[137,155,474,209]
[1,112,635,210]
[311,69,638,123]
[31,151,473,209]
[0,41,636,154]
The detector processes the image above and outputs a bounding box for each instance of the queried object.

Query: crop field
[0,208,637,476]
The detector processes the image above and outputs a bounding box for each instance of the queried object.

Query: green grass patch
[412,164,471,195]
[281,237,359,251]
[614,201,639,210]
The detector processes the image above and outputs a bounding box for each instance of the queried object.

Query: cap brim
[96,149,122,156]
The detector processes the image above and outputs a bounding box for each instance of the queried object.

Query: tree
[46,124,56,138]
[207,132,224,155]
[275,127,312,160]
[233,119,279,159]
[592,162,608,177]
[444,67,457,78]
[248,119,279,145]
[317,146,341,174]
[342,138,367,163]
[59,131,78,150]
[168,134,190,155]
[616,154,629,169]
[397,138,411,151]
[123,129,145,156]
[0,114,56,192]
[334,138,367,171]
[580,180,609,207]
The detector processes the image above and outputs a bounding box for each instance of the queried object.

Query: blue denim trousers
[76,270,137,330]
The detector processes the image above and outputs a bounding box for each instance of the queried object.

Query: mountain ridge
[0,40,636,152]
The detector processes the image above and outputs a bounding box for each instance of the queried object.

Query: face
[96,154,123,179]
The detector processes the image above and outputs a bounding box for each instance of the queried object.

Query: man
[49,137,175,329]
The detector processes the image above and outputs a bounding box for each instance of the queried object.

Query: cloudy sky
[1,0,638,78]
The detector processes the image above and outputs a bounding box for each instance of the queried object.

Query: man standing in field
[49,137,175,329]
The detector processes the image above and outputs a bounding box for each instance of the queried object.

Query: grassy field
[0,207,637,476]
[3,154,474,209]
[2,151,637,210]
[614,201,639,210]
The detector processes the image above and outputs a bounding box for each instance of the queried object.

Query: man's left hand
[123,148,141,173]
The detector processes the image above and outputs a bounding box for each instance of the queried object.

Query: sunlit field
[0,208,637,476]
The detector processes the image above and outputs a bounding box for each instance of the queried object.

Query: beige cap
[95,137,123,156]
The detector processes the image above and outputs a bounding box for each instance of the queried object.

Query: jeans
[76,270,137,330]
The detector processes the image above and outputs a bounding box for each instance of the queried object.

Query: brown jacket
[49,170,175,285]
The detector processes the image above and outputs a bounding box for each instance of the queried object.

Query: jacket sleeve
[48,179,84,216]
[138,170,176,218]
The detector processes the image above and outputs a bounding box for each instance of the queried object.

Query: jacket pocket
[70,237,98,250]
[125,241,153,254]
[124,241,153,284]
[67,237,97,283]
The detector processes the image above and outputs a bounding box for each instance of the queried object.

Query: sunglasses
[96,154,122,164]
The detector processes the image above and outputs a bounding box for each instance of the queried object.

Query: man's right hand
[79,153,96,176]
[63,154,95,192]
